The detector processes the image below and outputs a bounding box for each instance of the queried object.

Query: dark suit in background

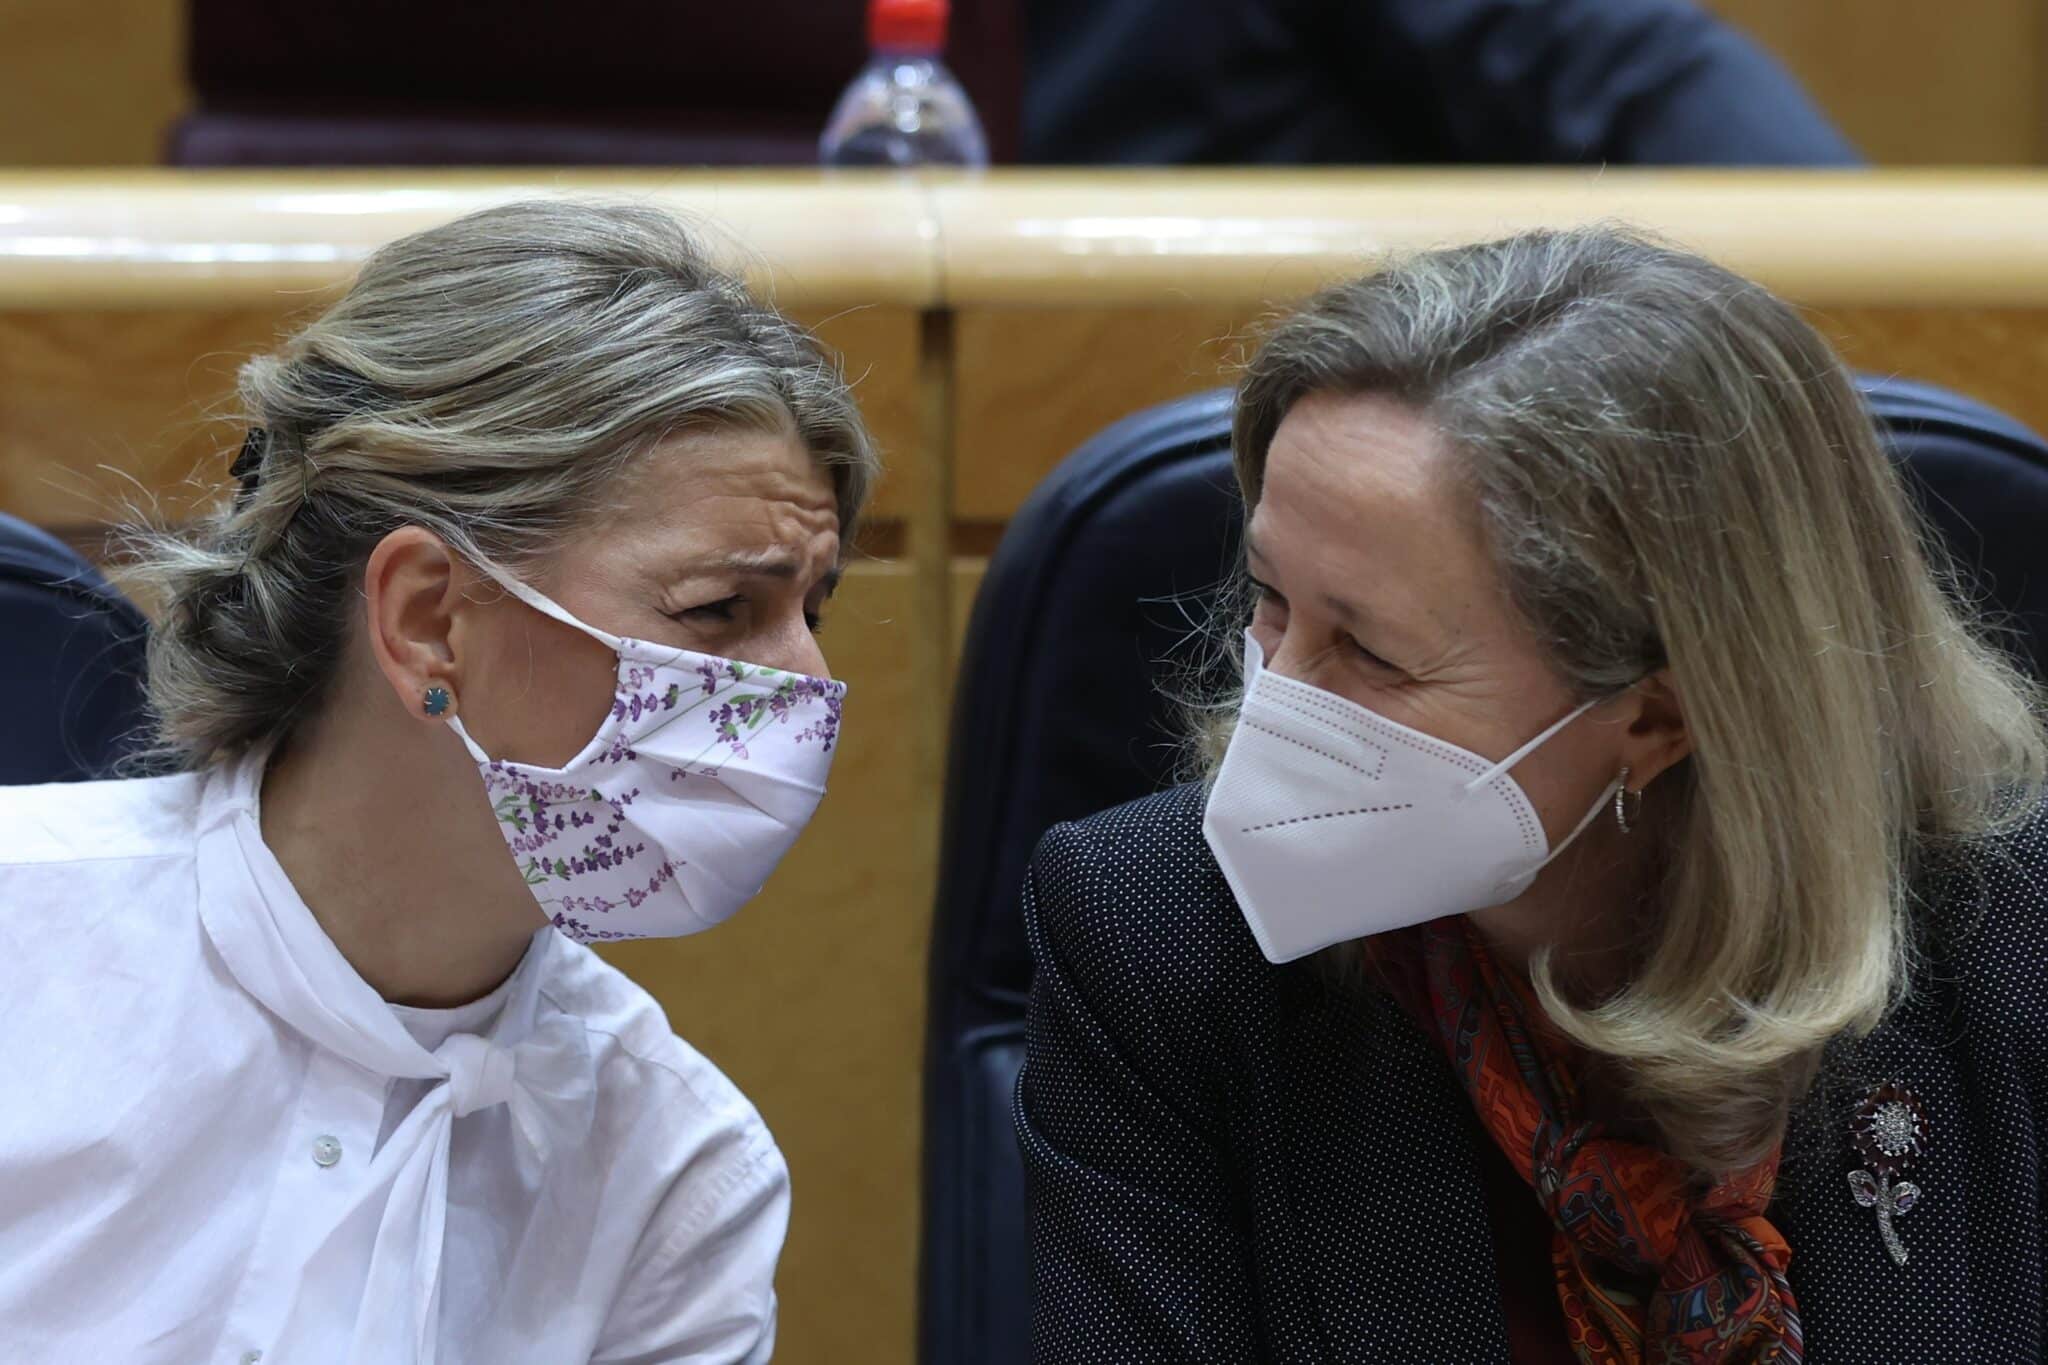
[1024,0,1861,166]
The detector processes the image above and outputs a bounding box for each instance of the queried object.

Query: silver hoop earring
[1614,765,1643,835]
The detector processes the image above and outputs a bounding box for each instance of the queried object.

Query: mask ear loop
[1460,693,1624,867]
[471,560,629,652]
[1462,694,1606,794]
[445,560,630,767]
[1532,775,1625,871]
[446,714,496,765]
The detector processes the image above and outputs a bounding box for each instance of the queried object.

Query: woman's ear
[1617,668,1692,791]
[362,527,465,721]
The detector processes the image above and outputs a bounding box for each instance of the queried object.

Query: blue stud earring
[423,685,452,718]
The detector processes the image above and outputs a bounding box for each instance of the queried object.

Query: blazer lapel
[1245,969,1514,1363]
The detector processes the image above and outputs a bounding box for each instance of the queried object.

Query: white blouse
[0,758,788,1364]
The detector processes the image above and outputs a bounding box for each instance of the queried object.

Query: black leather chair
[0,514,150,784]
[916,375,2048,1365]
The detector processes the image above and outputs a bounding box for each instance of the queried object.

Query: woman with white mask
[0,199,874,1363]
[1018,229,2048,1363]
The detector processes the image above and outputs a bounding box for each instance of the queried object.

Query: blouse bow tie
[434,1021,597,1176]
[362,1017,597,1363]
[196,792,597,1365]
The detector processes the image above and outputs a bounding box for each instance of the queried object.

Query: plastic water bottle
[820,0,990,168]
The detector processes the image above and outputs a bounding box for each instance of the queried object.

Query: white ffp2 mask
[1201,633,1617,964]
[449,570,844,944]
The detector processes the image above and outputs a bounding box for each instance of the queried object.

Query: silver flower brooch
[1848,1080,1929,1267]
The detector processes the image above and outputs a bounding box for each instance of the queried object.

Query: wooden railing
[7,168,2048,1362]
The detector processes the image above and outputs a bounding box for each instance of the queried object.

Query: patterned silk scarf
[1395,918,1804,1365]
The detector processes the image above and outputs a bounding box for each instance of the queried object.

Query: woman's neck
[258,699,546,1008]
[1466,808,1666,1004]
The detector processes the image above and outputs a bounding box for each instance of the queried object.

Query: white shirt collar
[191,750,596,1363]
[193,750,553,1067]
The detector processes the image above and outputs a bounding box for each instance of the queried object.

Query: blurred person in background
[0,199,875,1363]
[1024,0,1859,165]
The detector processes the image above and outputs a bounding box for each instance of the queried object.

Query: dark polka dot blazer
[1016,782,2047,1363]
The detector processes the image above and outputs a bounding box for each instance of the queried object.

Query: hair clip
[230,427,268,504]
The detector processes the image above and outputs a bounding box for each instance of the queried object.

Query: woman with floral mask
[1018,229,2048,1363]
[0,199,874,1363]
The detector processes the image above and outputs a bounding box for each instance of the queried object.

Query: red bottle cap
[870,0,947,52]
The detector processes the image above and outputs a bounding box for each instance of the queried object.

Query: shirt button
[311,1135,343,1168]
[241,1351,264,1364]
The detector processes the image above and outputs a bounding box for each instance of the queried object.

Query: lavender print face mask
[447,569,844,944]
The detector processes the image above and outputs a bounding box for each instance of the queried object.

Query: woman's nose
[1260,625,1310,684]
[749,616,831,681]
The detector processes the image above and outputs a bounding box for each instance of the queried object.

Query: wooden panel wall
[947,305,2048,531]
[1703,0,2044,164]
[951,306,1258,524]
[0,305,919,534]
[0,0,186,165]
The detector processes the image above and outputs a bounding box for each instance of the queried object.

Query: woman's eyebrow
[716,549,802,578]
[677,549,843,591]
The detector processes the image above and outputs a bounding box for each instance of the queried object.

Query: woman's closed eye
[1251,575,1401,675]
[673,594,827,635]
[1350,637,1399,673]
[675,595,743,623]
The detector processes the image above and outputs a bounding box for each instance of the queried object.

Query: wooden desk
[6,168,2048,1363]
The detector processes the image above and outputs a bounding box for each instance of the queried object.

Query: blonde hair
[124,198,879,770]
[1217,226,2046,1174]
